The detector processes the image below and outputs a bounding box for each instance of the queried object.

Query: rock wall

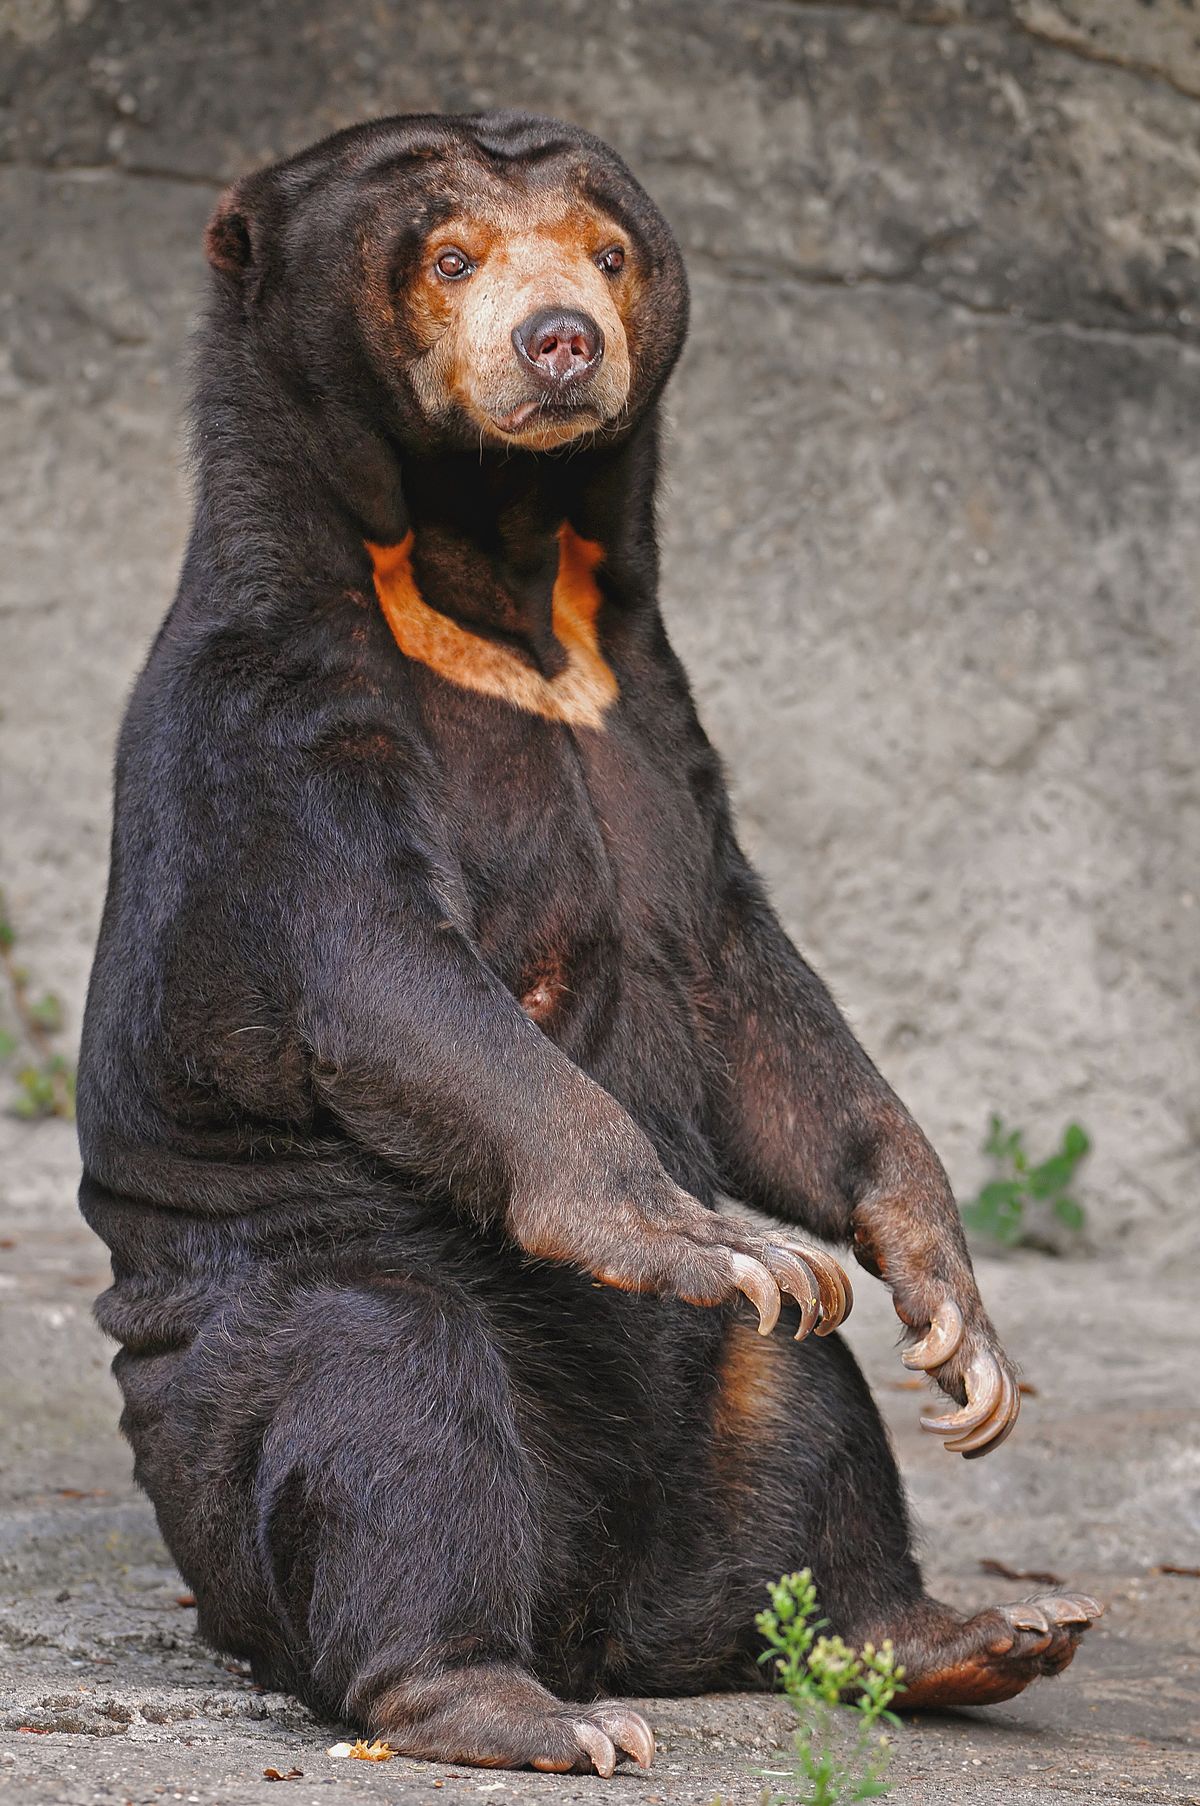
[2,0,1197,1253]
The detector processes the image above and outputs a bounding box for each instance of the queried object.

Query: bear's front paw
[595,1216,852,1343]
[725,1234,853,1341]
[901,1298,1020,1458]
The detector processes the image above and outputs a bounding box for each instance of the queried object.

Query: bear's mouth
[493,397,600,437]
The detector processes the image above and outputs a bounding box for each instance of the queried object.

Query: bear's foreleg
[301,880,851,1343]
[703,854,1019,1457]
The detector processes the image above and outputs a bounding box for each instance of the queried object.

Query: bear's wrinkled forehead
[334,130,625,238]
[421,164,595,235]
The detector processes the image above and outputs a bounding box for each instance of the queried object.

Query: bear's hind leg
[133,1273,653,1773]
[610,1311,930,1695]
[624,1313,1100,1709]
[366,1663,653,1774]
[867,1592,1103,1709]
[739,1325,1105,1707]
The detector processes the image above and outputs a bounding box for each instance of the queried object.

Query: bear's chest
[367,532,721,1055]
[429,668,711,916]
[412,664,718,1056]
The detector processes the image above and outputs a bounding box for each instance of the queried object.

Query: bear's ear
[204,181,271,292]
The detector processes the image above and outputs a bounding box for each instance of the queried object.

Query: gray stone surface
[1,3,1199,1804]
[2,0,1199,1252]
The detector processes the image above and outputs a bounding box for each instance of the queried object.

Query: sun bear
[77,112,1100,1774]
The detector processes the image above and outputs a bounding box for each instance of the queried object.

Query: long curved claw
[798,1245,853,1334]
[1003,1602,1050,1636]
[791,1293,820,1350]
[573,1722,618,1778]
[794,1290,820,1341]
[901,1298,965,1371]
[764,1245,821,1341]
[817,1246,853,1327]
[921,1350,1004,1438]
[953,1367,1021,1457]
[729,1252,780,1336]
[1036,1595,1103,1627]
[591,1708,655,1771]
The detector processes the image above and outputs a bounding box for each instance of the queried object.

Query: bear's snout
[512,307,605,388]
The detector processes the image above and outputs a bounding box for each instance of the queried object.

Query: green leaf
[1062,1122,1091,1160]
[978,1181,1024,1226]
[1027,1154,1076,1197]
[963,1179,1027,1243]
[960,1198,992,1233]
[962,1205,1005,1240]
[1053,1196,1085,1231]
[0,1029,16,1060]
[985,1118,1025,1168]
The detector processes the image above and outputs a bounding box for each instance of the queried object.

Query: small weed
[0,893,75,1120]
[960,1114,1090,1249]
[756,1569,903,1805]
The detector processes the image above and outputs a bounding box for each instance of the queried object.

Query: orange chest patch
[366,526,618,729]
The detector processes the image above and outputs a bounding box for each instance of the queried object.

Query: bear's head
[205,112,688,458]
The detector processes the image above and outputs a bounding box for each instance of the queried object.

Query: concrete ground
[2,1118,1197,1806]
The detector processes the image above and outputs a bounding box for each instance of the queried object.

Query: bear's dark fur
[78,114,1098,1772]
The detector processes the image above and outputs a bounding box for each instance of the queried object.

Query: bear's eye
[434,248,474,281]
[597,245,625,275]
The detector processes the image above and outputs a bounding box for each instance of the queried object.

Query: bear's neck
[390,438,662,669]
[397,461,575,672]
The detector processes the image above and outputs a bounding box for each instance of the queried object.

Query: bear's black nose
[512,308,604,386]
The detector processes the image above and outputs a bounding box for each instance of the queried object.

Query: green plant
[756,1569,903,1805]
[0,893,75,1120]
[960,1114,1090,1248]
